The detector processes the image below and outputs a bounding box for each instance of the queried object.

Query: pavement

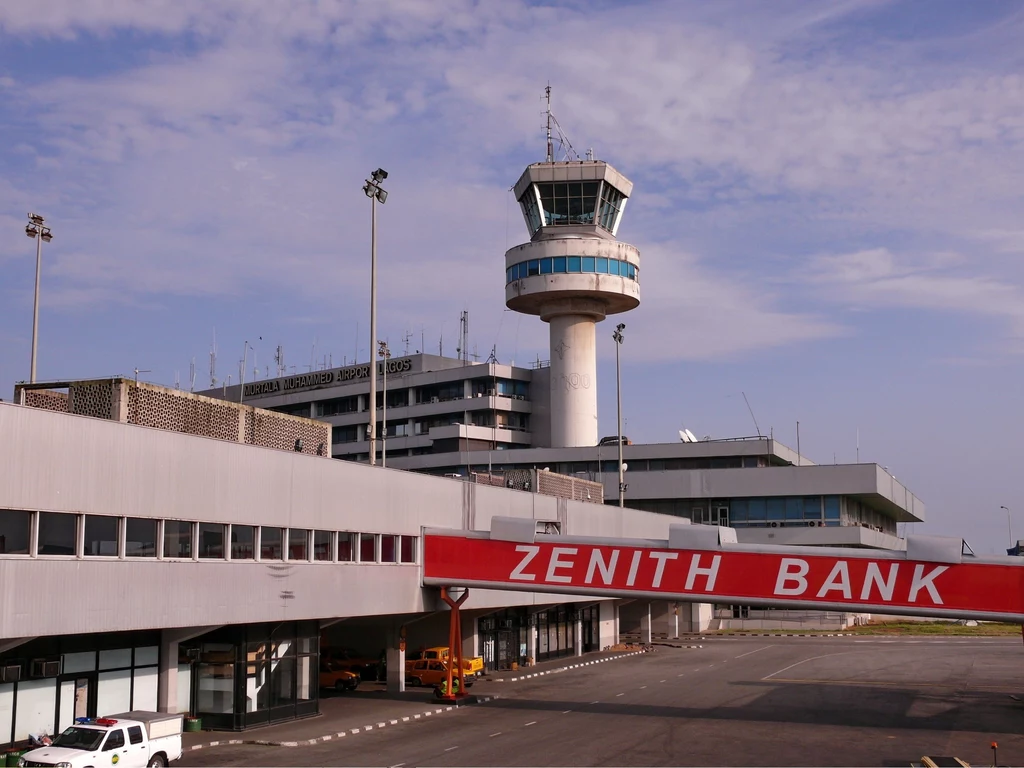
[181,648,652,751]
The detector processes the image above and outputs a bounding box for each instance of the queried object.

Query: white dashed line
[660,679,666,683]
[590,700,599,704]
[525,721,537,726]
[735,645,773,659]
[678,673,685,677]
[640,685,647,689]
[562,709,572,714]
[445,746,460,752]
[616,693,624,697]
[489,732,502,738]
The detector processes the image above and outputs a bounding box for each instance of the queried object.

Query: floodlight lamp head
[41,232,52,242]
[375,187,388,204]
[25,225,36,238]
[616,323,625,331]
[28,213,43,225]
[363,182,374,198]
[372,168,388,183]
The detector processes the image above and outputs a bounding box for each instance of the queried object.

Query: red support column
[440,587,469,701]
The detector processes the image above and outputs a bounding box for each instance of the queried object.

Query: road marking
[590,700,599,704]
[763,652,855,680]
[525,721,537,726]
[445,746,459,752]
[735,645,773,659]
[771,677,1023,692]
[660,679,666,683]
[640,685,647,689]
[677,673,684,677]
[391,763,405,767]
[616,693,624,697]
[562,709,572,714]
[489,732,502,738]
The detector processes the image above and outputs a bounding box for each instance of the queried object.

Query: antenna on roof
[545,83,553,163]
[742,392,762,437]
[209,329,218,388]
[189,357,196,392]
[542,84,580,162]
[275,345,285,378]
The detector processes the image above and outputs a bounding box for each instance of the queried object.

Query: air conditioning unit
[431,397,439,404]
[30,659,60,678]
[769,522,778,528]
[0,664,21,683]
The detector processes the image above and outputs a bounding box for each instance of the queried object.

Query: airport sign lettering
[243,357,412,397]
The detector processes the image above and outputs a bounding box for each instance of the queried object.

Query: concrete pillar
[158,626,219,714]
[546,311,600,448]
[386,648,405,693]
[671,603,680,639]
[642,602,652,644]
[575,616,583,657]
[599,601,617,649]
[527,621,537,665]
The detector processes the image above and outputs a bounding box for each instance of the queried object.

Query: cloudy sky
[1,1,1022,552]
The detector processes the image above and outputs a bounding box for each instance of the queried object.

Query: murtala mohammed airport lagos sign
[422,519,1024,623]
[244,357,413,397]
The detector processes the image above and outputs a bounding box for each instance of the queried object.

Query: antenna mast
[545,84,553,163]
[209,329,218,388]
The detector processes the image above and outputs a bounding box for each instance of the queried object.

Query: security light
[372,168,388,183]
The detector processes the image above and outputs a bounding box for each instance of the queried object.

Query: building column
[527,621,538,665]
[385,625,406,694]
[642,602,652,644]
[158,626,219,714]
[599,600,617,650]
[574,615,583,657]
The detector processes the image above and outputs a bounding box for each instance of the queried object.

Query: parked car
[406,646,484,677]
[19,712,183,768]
[319,660,360,692]
[405,659,474,689]
[321,647,377,679]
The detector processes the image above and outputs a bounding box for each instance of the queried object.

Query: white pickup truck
[19,711,183,768]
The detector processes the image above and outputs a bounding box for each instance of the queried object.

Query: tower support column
[544,300,604,448]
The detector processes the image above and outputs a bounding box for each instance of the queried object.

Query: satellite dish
[684,429,697,443]
[678,430,690,443]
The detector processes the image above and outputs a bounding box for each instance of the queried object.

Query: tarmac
[181,647,650,752]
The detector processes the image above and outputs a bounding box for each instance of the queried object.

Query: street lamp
[1001,505,1012,548]
[378,340,391,468]
[612,323,626,507]
[363,168,388,465]
[25,213,53,383]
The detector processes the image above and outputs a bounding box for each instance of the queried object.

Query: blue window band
[506,257,638,284]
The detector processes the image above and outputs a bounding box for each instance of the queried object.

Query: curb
[185,696,497,751]
[487,649,656,683]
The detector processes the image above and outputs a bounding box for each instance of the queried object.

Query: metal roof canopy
[422,518,1024,623]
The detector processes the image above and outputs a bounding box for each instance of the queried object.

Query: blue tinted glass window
[627,264,636,280]
[582,256,596,272]
[506,267,513,283]
[766,498,785,520]
[596,257,608,273]
[824,496,841,519]
[803,497,822,520]
[608,260,620,276]
[540,258,552,274]
[785,497,802,520]
[528,260,540,277]
[747,499,766,521]
[568,256,582,273]
[553,256,566,273]
[730,499,748,522]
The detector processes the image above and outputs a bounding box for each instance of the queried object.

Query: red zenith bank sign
[422,524,1024,622]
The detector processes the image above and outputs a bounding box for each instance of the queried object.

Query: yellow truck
[406,646,484,677]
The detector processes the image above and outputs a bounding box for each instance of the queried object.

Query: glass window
[231,525,255,560]
[83,515,119,557]
[198,523,224,559]
[510,264,519,281]
[804,497,822,520]
[553,256,566,273]
[568,256,582,273]
[731,499,748,522]
[629,264,637,280]
[288,529,309,561]
[766,498,785,521]
[39,511,77,555]
[596,257,608,273]
[127,726,143,745]
[260,527,283,560]
[824,496,841,519]
[103,729,125,751]
[608,259,620,276]
[0,509,31,555]
[338,532,356,562]
[747,499,767,521]
[539,258,552,274]
[124,518,156,558]
[163,520,193,558]
[506,267,513,283]
[400,535,417,563]
[313,531,332,561]
[380,535,397,563]
[785,497,803,520]
[582,256,596,272]
[360,533,377,563]
[527,260,540,276]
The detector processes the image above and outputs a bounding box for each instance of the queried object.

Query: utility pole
[363,168,389,465]
[613,323,626,507]
[25,213,53,383]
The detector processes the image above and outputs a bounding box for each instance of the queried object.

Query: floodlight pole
[364,169,388,466]
[379,340,391,468]
[25,213,53,384]
[613,323,625,508]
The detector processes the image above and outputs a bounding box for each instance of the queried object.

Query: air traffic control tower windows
[519,180,627,237]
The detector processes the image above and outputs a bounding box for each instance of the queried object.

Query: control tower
[505,104,639,448]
